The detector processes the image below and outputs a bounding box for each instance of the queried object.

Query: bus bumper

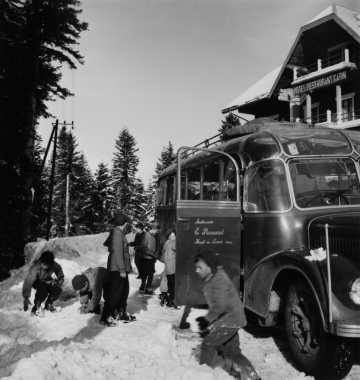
[332,319,360,338]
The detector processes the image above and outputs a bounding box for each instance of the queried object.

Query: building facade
[223,5,360,130]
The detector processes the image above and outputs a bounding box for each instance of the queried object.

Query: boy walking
[23,250,64,317]
[194,250,261,380]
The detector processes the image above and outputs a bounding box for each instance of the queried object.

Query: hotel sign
[293,71,347,96]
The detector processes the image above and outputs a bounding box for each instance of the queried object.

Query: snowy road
[0,234,359,379]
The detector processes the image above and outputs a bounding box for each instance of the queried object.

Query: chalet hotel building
[223,4,360,130]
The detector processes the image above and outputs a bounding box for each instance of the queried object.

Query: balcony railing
[293,49,355,82]
[297,109,360,127]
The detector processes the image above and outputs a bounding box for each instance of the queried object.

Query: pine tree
[218,113,240,142]
[144,142,177,223]
[154,141,177,178]
[131,177,147,223]
[83,162,114,233]
[143,181,156,223]
[0,0,88,279]
[112,127,140,215]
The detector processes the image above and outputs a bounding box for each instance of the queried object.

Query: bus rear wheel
[284,280,353,379]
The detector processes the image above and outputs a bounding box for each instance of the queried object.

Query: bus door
[175,147,242,306]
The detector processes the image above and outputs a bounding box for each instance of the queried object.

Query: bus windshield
[273,129,352,156]
[289,158,360,208]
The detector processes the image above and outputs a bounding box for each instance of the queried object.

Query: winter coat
[129,231,144,253]
[80,267,109,311]
[163,240,176,275]
[203,267,246,329]
[22,259,64,298]
[104,227,131,273]
[140,231,157,260]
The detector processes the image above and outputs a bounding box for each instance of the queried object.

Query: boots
[45,297,59,312]
[31,302,45,318]
[158,292,168,307]
[144,288,154,295]
[100,313,117,327]
[116,309,136,323]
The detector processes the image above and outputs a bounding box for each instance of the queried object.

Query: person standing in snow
[138,222,159,295]
[72,267,110,315]
[23,250,64,317]
[162,228,178,309]
[194,250,261,380]
[128,222,144,279]
[101,211,136,327]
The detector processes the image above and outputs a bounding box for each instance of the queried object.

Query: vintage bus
[155,122,360,379]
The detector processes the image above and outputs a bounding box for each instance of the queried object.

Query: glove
[196,316,209,331]
[54,278,64,288]
[78,305,89,314]
[23,297,32,311]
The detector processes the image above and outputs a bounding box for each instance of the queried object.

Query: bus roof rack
[225,117,315,139]
[182,118,316,158]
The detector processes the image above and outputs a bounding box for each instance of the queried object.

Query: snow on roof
[268,4,360,99]
[304,4,360,40]
[304,5,334,25]
[222,66,281,113]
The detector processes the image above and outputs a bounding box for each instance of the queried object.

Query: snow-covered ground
[0,233,359,380]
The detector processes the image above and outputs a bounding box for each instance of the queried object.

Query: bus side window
[220,157,240,201]
[244,160,290,212]
[203,161,220,201]
[188,167,201,200]
[165,175,175,205]
[180,171,186,200]
[157,178,166,205]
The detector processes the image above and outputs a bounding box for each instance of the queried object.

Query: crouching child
[23,250,64,317]
[194,251,261,380]
[72,267,110,315]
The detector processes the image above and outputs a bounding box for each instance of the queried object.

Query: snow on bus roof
[222,66,281,114]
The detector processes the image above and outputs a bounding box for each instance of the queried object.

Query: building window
[328,40,355,65]
[342,93,355,122]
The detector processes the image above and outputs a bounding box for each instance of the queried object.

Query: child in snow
[23,250,64,317]
[162,228,178,309]
[72,267,110,315]
[194,250,261,380]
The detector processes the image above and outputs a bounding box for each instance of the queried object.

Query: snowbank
[0,233,358,380]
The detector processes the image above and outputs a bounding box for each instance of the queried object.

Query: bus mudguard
[244,248,360,332]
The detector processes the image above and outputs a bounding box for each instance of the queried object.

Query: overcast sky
[38,0,359,185]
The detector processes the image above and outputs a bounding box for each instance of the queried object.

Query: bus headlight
[349,278,360,306]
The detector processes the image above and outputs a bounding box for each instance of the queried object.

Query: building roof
[222,5,360,115]
[268,4,360,98]
[221,66,281,114]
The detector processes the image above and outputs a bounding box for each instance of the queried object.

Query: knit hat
[149,222,160,229]
[72,275,87,290]
[114,211,130,226]
[165,228,175,239]
[201,250,220,271]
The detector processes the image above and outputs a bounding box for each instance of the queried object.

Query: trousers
[200,327,259,379]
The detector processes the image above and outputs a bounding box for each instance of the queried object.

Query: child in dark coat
[195,250,261,380]
[23,250,64,317]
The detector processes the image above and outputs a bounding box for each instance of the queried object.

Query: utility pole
[45,120,74,240]
[64,121,74,237]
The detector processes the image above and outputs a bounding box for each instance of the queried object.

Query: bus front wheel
[284,280,353,379]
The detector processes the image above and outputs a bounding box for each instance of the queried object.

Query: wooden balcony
[292,49,357,85]
[296,109,360,129]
